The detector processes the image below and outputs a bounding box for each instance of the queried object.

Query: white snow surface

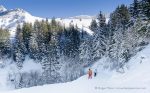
[55,18,94,35]
[20,56,43,73]
[1,44,150,93]
[69,15,95,19]
[0,5,7,12]
[0,56,43,91]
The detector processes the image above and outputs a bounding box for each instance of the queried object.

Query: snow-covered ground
[1,44,150,93]
[0,56,43,91]
[56,18,94,35]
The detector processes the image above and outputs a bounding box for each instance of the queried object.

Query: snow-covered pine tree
[129,0,140,19]
[41,19,62,84]
[107,5,132,70]
[22,23,32,53]
[64,25,80,58]
[28,27,39,60]
[109,4,130,30]
[89,19,98,32]
[109,27,125,70]
[13,25,26,68]
[79,36,93,67]
[142,0,150,19]
[92,11,107,61]
[0,28,11,58]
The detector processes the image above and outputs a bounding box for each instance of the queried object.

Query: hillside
[1,44,150,93]
[0,6,97,37]
[0,0,150,93]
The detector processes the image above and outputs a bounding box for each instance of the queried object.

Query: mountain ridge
[0,5,96,37]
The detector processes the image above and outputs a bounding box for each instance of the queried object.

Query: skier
[94,69,97,77]
[88,68,92,79]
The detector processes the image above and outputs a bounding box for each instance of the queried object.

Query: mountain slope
[2,44,150,93]
[0,5,7,12]
[0,6,42,37]
[0,6,95,37]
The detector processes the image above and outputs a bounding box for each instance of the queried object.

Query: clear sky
[0,0,133,18]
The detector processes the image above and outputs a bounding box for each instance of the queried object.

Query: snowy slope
[56,17,94,35]
[0,56,43,91]
[0,6,96,37]
[0,6,42,37]
[0,5,7,12]
[1,44,150,93]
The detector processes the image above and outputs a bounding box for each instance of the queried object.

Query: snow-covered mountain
[0,6,43,37]
[55,17,94,35]
[69,15,95,19]
[0,5,7,12]
[0,6,96,37]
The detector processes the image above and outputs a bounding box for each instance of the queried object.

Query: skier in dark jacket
[94,69,97,77]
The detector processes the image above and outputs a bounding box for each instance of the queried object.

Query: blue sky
[0,0,133,18]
